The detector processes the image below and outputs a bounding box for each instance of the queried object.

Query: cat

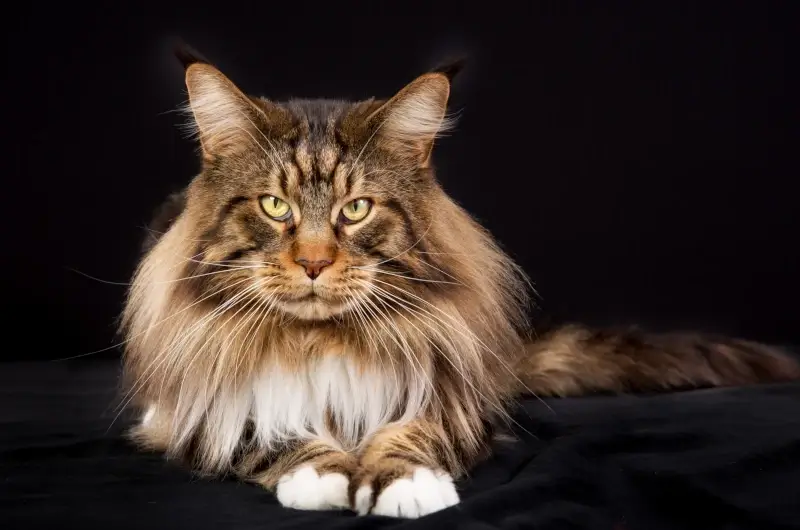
[121,45,800,519]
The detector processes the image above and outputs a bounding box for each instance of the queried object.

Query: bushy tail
[517,325,800,397]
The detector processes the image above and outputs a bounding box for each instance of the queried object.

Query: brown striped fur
[120,49,800,518]
[519,325,800,397]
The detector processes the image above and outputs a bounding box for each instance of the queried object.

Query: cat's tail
[517,324,800,397]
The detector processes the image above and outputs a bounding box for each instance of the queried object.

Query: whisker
[343,113,393,185]
[344,287,399,392]
[352,266,460,285]
[219,283,273,369]
[69,265,267,287]
[359,281,499,416]
[201,278,272,411]
[236,110,290,177]
[355,285,434,404]
[173,279,268,413]
[112,278,265,426]
[415,259,467,286]
[51,275,253,362]
[234,288,280,381]
[367,277,554,415]
[358,279,541,434]
[143,226,211,245]
[184,257,276,269]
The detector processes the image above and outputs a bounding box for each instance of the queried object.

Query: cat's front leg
[350,420,461,518]
[239,439,358,511]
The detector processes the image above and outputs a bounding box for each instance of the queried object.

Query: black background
[3,1,798,362]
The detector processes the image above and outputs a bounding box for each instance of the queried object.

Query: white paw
[275,465,349,511]
[356,467,459,518]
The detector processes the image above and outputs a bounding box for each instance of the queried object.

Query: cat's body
[122,49,800,518]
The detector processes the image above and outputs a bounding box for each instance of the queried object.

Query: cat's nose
[295,258,333,280]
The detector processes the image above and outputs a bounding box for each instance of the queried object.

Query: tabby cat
[121,47,800,518]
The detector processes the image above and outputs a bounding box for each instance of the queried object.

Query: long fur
[120,54,800,517]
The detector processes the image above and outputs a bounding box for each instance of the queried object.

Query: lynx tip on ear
[173,39,212,71]
[431,56,467,82]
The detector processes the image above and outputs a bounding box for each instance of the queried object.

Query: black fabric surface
[2,361,799,530]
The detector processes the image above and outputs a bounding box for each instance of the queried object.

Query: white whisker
[70,265,267,287]
[352,266,460,285]
[358,279,540,434]
[110,278,265,429]
[52,274,253,362]
[368,277,553,414]
[356,286,434,403]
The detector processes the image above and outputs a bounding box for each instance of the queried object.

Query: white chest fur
[252,355,414,450]
[142,355,427,463]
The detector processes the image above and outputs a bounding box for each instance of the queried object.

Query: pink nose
[295,258,333,280]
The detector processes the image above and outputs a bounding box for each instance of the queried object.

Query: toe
[275,465,350,511]
[354,485,373,515]
[411,468,446,515]
[363,467,460,518]
[373,478,418,517]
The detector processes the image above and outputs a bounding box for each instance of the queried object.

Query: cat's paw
[354,466,459,518]
[276,464,350,511]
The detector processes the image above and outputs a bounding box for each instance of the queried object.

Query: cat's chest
[251,355,404,449]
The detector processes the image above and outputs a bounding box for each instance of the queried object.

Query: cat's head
[125,48,528,373]
[158,53,483,322]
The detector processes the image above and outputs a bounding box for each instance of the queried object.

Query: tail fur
[518,325,800,397]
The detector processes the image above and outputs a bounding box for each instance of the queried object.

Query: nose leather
[295,258,333,280]
[294,231,336,280]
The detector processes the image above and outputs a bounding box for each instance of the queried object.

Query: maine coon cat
[121,47,800,518]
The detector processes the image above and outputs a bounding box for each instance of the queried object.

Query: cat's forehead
[284,99,351,135]
[247,97,385,208]
[208,97,387,205]
[284,99,351,150]
[278,99,357,183]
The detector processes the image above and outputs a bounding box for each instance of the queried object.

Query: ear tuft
[382,73,453,142]
[173,39,212,71]
[431,56,467,83]
[381,72,450,142]
[368,72,454,165]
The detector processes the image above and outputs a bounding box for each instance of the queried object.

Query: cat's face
[177,64,454,321]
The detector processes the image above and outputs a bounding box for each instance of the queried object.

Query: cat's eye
[340,198,372,224]
[260,195,292,221]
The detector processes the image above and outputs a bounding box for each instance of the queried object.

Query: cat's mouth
[295,291,321,302]
[289,283,332,301]
[280,297,347,321]
[277,284,352,320]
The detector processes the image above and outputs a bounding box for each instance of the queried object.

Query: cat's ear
[182,63,264,158]
[176,44,289,158]
[366,71,455,167]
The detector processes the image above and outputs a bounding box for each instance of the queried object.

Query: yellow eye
[340,198,372,223]
[260,195,291,220]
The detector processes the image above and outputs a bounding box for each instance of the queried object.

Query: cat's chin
[279,297,348,321]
